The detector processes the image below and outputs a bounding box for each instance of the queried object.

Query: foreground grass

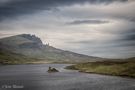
[0,50,50,65]
[66,58,135,78]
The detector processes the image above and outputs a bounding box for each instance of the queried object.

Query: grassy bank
[66,58,135,78]
[0,50,50,65]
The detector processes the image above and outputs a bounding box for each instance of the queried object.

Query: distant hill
[0,34,103,64]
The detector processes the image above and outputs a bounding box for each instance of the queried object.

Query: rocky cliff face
[18,34,43,49]
[0,34,44,50]
[20,34,43,44]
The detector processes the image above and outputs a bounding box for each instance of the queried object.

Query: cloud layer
[66,20,109,25]
[0,0,128,21]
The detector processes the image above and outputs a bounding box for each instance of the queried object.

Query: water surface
[0,64,135,90]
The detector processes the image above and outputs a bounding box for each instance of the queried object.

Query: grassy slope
[0,50,50,64]
[66,58,135,78]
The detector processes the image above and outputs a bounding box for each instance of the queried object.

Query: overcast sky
[0,0,135,58]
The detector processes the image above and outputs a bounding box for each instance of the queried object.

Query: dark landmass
[47,67,59,73]
[66,57,135,78]
[0,34,103,64]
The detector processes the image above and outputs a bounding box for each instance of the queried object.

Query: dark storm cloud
[129,18,135,22]
[0,0,128,21]
[69,28,135,48]
[69,40,94,44]
[115,29,135,43]
[66,20,109,25]
[121,33,135,41]
[68,37,135,50]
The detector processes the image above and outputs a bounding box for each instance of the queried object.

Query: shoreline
[65,60,135,79]
[78,70,135,79]
[65,66,135,79]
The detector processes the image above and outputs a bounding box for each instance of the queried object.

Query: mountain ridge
[0,34,104,64]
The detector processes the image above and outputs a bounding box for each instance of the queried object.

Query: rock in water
[47,67,59,73]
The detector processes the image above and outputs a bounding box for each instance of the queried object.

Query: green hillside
[0,50,37,64]
[66,58,135,78]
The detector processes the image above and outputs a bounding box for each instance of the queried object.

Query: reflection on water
[0,64,135,90]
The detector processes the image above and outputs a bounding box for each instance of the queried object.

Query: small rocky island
[47,67,59,73]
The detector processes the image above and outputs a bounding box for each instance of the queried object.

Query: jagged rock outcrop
[18,34,43,49]
[20,34,43,44]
